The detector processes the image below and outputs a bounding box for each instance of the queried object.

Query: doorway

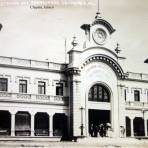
[88,109,110,137]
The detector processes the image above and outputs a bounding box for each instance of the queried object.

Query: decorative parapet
[127,72,148,82]
[126,101,148,110]
[65,67,81,76]
[0,92,69,106]
[0,56,67,72]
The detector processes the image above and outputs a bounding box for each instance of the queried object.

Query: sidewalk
[0,137,148,148]
[78,137,148,147]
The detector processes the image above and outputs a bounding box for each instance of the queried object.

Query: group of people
[89,123,126,138]
[89,123,110,137]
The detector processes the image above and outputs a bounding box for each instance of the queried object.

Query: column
[117,85,126,138]
[67,67,81,136]
[11,113,15,136]
[131,117,134,137]
[144,119,147,137]
[49,115,53,137]
[31,114,35,136]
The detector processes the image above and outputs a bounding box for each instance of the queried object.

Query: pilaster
[67,67,81,136]
[118,84,126,137]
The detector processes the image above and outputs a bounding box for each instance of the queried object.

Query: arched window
[88,84,110,102]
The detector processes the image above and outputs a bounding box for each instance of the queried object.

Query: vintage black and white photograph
[0,0,148,147]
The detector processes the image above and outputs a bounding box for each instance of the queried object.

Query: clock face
[93,28,107,45]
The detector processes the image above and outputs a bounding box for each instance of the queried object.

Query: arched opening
[88,84,110,102]
[15,111,31,136]
[35,112,49,136]
[126,117,131,137]
[88,83,111,137]
[0,110,11,136]
[134,117,144,136]
[53,113,68,136]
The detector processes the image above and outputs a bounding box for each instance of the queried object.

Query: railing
[0,92,69,106]
[127,72,148,81]
[126,101,148,109]
[0,56,67,71]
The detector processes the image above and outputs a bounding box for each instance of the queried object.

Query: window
[124,89,127,101]
[88,84,110,102]
[0,78,8,91]
[56,83,63,96]
[134,90,140,101]
[19,80,27,93]
[38,81,46,94]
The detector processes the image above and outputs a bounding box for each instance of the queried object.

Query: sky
[0,0,148,73]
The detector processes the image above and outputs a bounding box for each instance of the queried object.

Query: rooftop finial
[115,43,121,54]
[95,0,101,19]
[71,36,78,48]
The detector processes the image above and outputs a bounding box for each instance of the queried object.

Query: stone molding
[92,18,115,34]
[81,54,127,80]
[65,67,81,76]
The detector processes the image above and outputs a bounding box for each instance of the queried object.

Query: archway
[88,84,111,137]
[134,117,144,136]
[0,110,11,135]
[53,113,68,136]
[15,111,31,136]
[35,112,49,136]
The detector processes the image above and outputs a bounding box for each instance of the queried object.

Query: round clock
[93,28,107,45]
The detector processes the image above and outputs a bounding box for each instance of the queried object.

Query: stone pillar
[67,68,81,136]
[131,117,134,137]
[11,113,15,136]
[117,85,126,137]
[49,115,53,137]
[72,80,81,136]
[31,114,35,136]
[144,119,147,137]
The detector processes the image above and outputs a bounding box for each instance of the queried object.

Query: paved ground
[1,137,148,148]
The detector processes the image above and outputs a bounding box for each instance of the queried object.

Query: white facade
[0,13,148,138]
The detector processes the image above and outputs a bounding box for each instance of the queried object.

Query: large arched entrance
[88,84,111,137]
